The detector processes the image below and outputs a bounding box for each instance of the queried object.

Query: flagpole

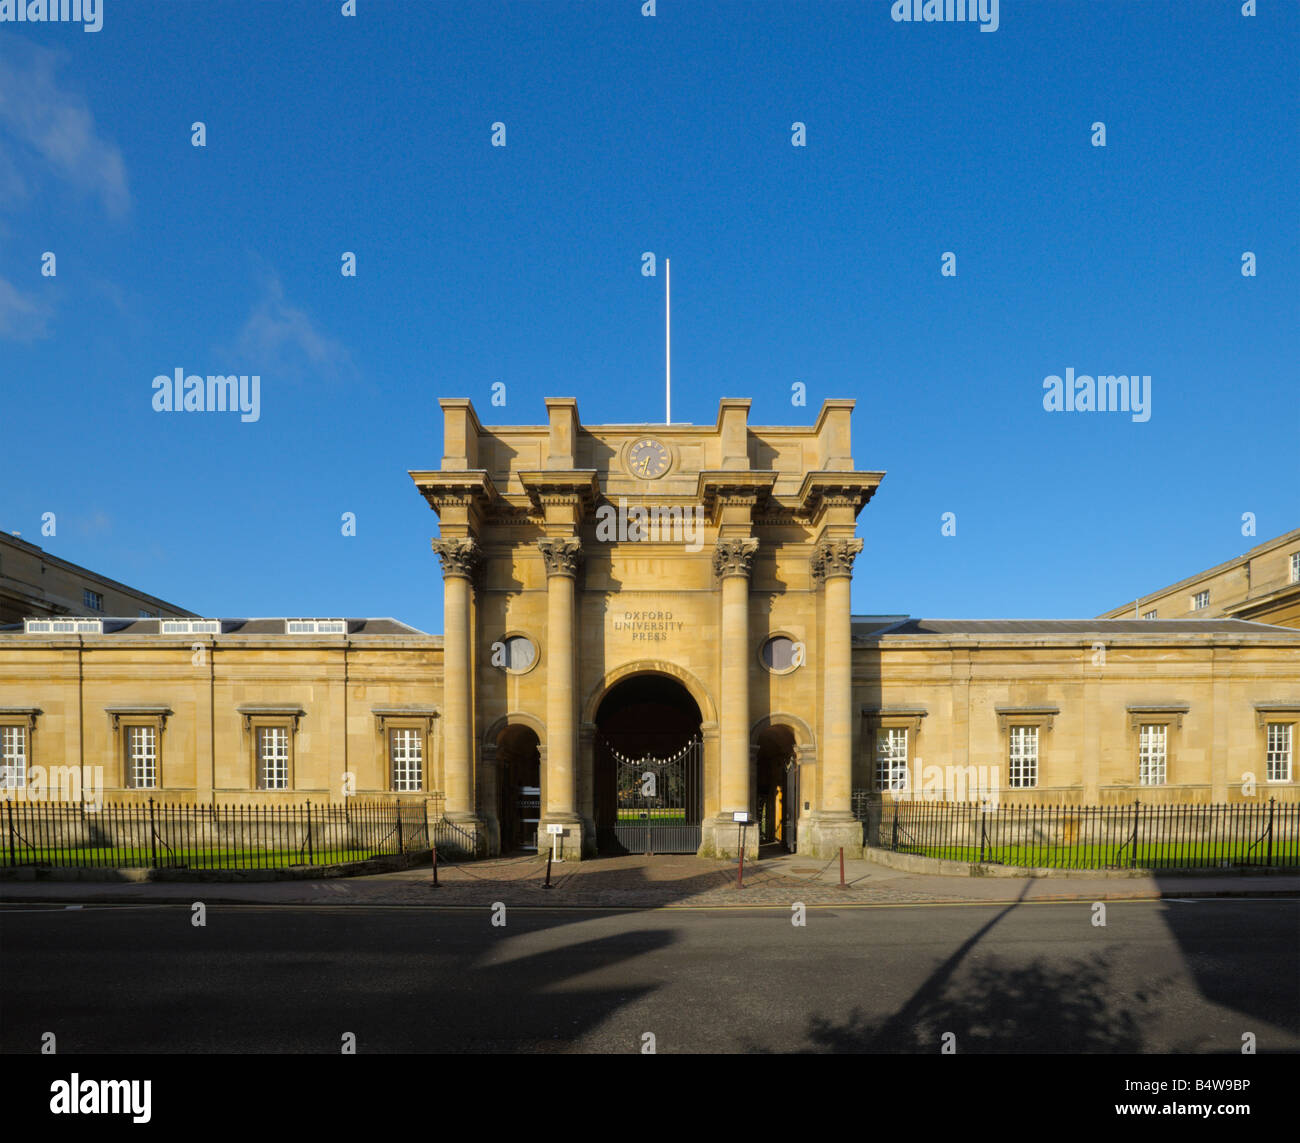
[665,257,671,424]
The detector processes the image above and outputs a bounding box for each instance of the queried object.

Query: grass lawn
[1,847,393,868]
[616,810,688,823]
[901,840,1300,868]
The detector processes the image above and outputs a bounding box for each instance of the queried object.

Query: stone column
[807,537,865,857]
[431,538,482,832]
[537,537,585,857]
[706,537,758,858]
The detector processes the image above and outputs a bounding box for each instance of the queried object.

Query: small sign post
[732,811,752,889]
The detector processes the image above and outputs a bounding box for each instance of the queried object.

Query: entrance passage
[594,674,703,854]
[756,724,799,852]
[497,725,541,853]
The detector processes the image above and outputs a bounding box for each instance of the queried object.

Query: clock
[627,438,671,479]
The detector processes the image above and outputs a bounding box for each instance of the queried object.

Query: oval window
[500,635,537,673]
[761,636,798,673]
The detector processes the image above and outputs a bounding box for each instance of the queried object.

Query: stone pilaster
[537,537,587,858]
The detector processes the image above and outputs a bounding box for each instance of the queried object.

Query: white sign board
[731,811,752,824]
[546,824,565,835]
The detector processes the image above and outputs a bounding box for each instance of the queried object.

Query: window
[1,725,27,789]
[161,619,219,634]
[1192,590,1209,611]
[1266,723,1293,783]
[1142,609,1157,620]
[139,609,157,618]
[390,728,424,791]
[25,618,103,634]
[1292,552,1300,585]
[875,727,908,792]
[497,635,537,674]
[1008,726,1038,788]
[1138,724,1167,786]
[258,727,290,789]
[83,589,104,612]
[257,726,290,789]
[285,619,346,634]
[760,635,802,674]
[127,725,158,788]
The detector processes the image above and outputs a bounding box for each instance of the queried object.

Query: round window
[499,635,537,674]
[760,635,800,673]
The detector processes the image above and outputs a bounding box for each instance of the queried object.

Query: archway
[495,723,541,853]
[755,723,799,852]
[594,673,703,854]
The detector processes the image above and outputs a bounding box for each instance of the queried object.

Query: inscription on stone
[611,610,685,642]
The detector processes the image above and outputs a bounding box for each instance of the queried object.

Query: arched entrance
[496,724,541,853]
[755,723,800,852]
[594,673,703,854]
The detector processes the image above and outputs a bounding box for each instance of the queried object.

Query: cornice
[796,470,885,520]
[517,470,601,516]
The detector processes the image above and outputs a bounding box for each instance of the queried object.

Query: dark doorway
[497,725,541,853]
[756,725,798,852]
[594,674,703,854]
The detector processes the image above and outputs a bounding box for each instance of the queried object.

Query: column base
[798,813,864,859]
[538,814,590,861]
[699,816,761,860]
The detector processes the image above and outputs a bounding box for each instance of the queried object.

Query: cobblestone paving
[4,852,1297,909]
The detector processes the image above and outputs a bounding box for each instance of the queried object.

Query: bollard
[544,845,553,889]
[839,846,846,888]
[430,842,439,888]
[737,824,745,891]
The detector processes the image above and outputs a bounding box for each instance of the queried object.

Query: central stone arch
[581,661,718,855]
[581,659,718,727]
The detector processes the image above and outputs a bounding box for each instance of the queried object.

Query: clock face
[628,438,671,479]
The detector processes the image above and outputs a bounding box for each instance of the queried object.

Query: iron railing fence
[852,793,1299,870]
[2,796,484,870]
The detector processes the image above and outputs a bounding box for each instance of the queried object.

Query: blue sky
[1,0,1296,634]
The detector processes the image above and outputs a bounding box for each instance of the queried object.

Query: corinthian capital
[713,537,759,579]
[812,538,863,583]
[537,537,583,578]
[431,537,483,580]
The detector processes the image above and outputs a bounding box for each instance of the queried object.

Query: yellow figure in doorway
[774,786,783,842]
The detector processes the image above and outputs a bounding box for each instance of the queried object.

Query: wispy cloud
[0,275,50,340]
[234,263,353,379]
[0,41,129,218]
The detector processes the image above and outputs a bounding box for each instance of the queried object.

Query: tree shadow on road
[802,950,1154,1053]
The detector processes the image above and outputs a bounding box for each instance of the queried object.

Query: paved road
[1,899,1295,1053]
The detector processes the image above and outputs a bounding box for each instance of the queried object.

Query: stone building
[1098,526,1300,629]
[0,531,194,626]
[1,398,1297,859]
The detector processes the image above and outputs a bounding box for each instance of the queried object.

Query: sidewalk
[3,851,1298,908]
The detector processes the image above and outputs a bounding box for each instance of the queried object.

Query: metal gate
[597,735,703,854]
[784,756,799,852]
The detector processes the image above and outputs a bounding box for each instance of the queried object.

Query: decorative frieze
[713,537,759,579]
[537,537,583,578]
[431,537,483,580]
[811,538,863,583]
